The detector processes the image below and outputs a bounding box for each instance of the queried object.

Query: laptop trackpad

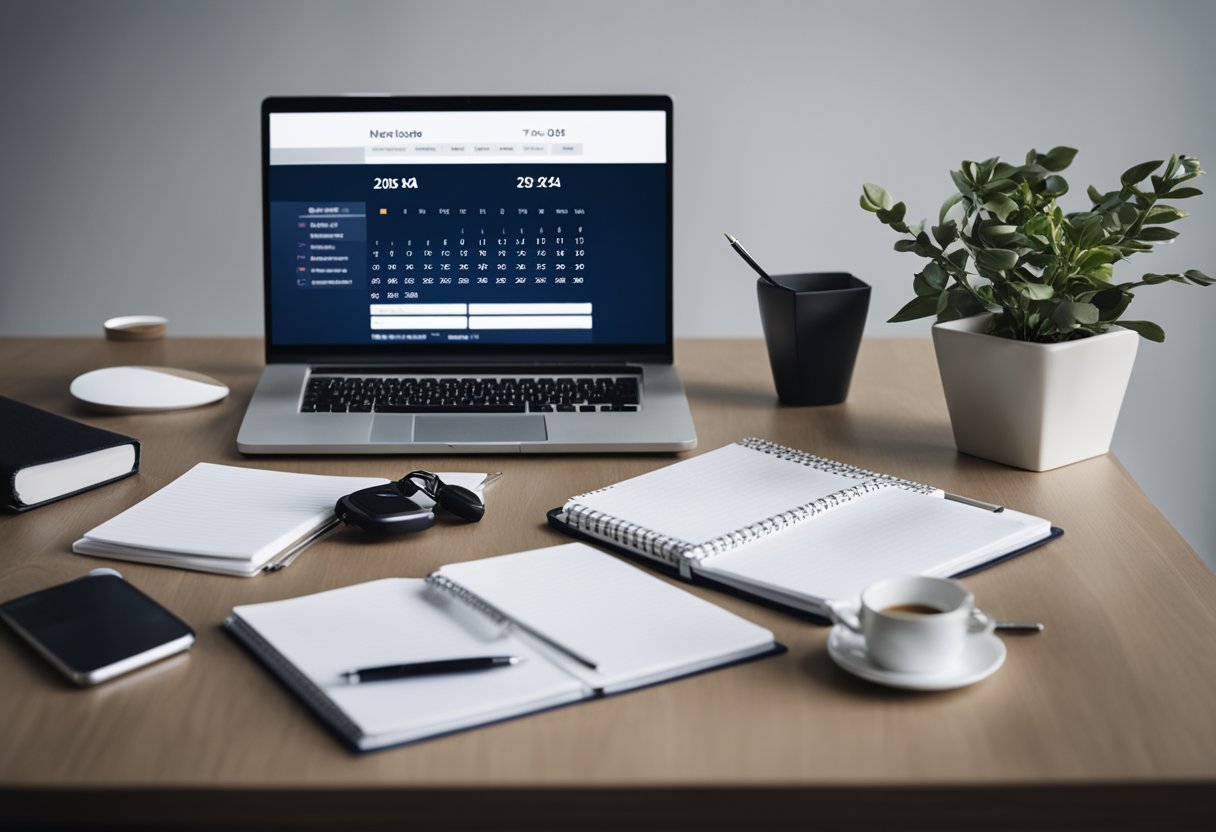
[410,414,547,442]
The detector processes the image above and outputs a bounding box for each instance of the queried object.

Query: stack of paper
[73,463,492,576]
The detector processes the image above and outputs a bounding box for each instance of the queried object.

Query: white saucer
[826,624,1006,691]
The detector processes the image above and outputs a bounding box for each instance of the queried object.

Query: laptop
[237,95,696,454]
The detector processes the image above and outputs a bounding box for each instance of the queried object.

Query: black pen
[340,655,522,684]
[724,232,780,286]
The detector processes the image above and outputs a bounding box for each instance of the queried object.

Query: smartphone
[0,571,195,685]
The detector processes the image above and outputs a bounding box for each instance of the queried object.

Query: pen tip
[723,232,736,244]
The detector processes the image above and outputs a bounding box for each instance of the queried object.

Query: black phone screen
[0,574,194,676]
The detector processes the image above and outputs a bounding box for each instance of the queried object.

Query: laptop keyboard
[301,375,640,414]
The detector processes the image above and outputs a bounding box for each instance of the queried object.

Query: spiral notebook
[548,438,1061,620]
[224,542,779,752]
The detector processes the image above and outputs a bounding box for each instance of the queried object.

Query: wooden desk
[1,337,1213,830]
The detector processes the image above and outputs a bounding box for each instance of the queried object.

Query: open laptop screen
[263,96,671,359]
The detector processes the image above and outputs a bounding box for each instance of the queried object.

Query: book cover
[0,396,140,512]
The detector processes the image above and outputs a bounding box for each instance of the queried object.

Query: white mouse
[70,366,229,412]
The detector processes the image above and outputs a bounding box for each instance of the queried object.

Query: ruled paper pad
[696,487,1052,604]
[75,463,388,566]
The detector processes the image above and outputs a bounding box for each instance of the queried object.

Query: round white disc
[70,366,229,412]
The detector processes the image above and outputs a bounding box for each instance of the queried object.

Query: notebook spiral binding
[739,437,937,494]
[224,615,365,744]
[424,573,510,626]
[564,438,940,571]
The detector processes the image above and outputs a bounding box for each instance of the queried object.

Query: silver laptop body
[238,95,695,454]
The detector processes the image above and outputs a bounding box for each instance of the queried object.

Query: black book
[0,396,140,512]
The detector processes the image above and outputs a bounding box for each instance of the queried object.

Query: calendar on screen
[266,109,668,347]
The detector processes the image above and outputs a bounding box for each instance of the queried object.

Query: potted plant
[861,148,1210,471]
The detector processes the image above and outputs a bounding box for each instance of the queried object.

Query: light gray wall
[3,0,1213,569]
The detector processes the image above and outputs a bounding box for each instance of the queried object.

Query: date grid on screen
[368,203,589,334]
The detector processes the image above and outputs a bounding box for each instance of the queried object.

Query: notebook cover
[224,614,785,754]
[547,507,1063,626]
[0,396,140,512]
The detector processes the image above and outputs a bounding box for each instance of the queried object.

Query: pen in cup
[724,232,780,287]
[341,655,522,684]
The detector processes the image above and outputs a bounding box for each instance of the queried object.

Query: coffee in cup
[829,576,993,674]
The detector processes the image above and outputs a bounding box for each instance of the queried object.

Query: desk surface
[1,337,1214,830]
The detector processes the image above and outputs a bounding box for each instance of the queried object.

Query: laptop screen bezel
[261,95,674,366]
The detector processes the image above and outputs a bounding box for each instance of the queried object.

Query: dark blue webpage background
[269,164,667,346]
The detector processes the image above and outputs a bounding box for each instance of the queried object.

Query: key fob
[335,484,436,536]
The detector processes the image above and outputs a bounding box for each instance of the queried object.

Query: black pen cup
[756,272,870,406]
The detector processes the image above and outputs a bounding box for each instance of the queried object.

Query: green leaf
[950,169,971,194]
[1091,287,1132,321]
[1083,263,1114,282]
[1143,205,1188,225]
[1052,301,1100,331]
[1077,246,1120,269]
[1041,146,1078,172]
[862,183,893,211]
[1184,269,1215,286]
[912,232,941,258]
[939,192,964,225]
[1086,185,1103,204]
[893,239,919,253]
[1076,215,1105,250]
[1121,160,1162,187]
[935,285,986,321]
[1166,186,1203,199]
[1137,227,1179,242]
[974,248,1019,270]
[1017,282,1054,300]
[1043,175,1069,197]
[946,247,970,272]
[931,221,958,248]
[876,201,907,224]
[923,262,949,290]
[982,178,1017,194]
[980,224,1018,242]
[1118,320,1165,342]
[1135,273,1178,285]
[984,194,1018,222]
[888,294,939,323]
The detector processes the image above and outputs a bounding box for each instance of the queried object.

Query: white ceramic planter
[931,314,1139,472]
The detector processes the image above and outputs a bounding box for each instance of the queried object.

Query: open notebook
[73,464,493,576]
[224,543,779,751]
[548,438,1060,619]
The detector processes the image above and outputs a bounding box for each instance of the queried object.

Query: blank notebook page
[434,542,774,690]
[232,579,584,742]
[81,463,386,561]
[697,487,1052,603]
[566,443,866,546]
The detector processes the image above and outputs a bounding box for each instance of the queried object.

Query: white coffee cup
[829,576,994,674]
